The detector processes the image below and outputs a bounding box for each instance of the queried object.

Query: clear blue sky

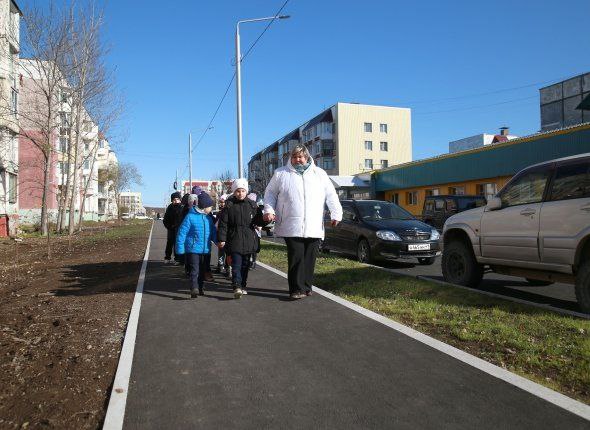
[20,0,590,206]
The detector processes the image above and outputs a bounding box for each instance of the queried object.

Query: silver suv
[442,153,590,312]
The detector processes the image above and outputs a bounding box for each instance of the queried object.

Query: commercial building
[540,73,590,131]
[248,102,412,194]
[0,0,21,236]
[371,123,590,216]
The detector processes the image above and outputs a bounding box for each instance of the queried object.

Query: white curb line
[256,260,590,422]
[103,222,154,430]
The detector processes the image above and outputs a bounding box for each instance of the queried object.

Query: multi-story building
[0,0,21,236]
[540,73,590,131]
[95,136,118,221]
[248,102,412,194]
[181,179,234,208]
[119,191,145,217]
[18,58,117,226]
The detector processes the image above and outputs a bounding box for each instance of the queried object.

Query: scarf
[294,159,311,175]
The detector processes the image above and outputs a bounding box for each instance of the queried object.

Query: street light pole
[235,15,290,179]
[189,132,192,193]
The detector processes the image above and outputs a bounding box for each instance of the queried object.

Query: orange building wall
[384,175,513,216]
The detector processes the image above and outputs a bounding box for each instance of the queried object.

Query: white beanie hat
[187,193,198,207]
[231,178,248,193]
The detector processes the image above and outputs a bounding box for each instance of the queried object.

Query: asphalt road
[122,222,589,429]
[262,236,581,314]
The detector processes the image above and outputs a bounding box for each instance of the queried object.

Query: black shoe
[198,287,204,296]
[190,288,198,299]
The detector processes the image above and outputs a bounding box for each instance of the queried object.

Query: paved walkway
[122,222,589,429]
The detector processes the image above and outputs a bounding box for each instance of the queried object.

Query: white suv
[442,153,590,313]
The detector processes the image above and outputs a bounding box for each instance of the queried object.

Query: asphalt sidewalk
[121,222,589,429]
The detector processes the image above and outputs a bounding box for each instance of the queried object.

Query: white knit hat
[231,178,248,193]
[187,193,198,207]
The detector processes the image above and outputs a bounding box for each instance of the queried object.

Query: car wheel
[575,260,590,314]
[418,257,436,265]
[442,240,483,287]
[357,239,372,264]
[525,278,554,286]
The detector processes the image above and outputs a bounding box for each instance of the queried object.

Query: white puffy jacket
[263,159,342,239]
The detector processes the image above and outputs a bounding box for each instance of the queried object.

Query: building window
[391,193,399,205]
[449,186,465,195]
[98,183,105,194]
[380,160,388,168]
[426,188,440,197]
[364,159,373,169]
[8,173,17,204]
[380,123,388,133]
[364,122,372,132]
[98,140,105,149]
[364,141,373,151]
[380,141,388,151]
[84,143,89,151]
[59,137,68,153]
[84,160,90,170]
[477,183,497,200]
[322,159,335,170]
[406,191,418,205]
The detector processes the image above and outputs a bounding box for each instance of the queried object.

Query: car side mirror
[486,196,502,211]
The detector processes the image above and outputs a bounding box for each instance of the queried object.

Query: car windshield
[456,197,486,210]
[355,201,414,220]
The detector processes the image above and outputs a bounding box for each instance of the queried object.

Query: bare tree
[111,162,142,218]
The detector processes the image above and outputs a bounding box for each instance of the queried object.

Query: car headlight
[430,229,440,241]
[376,230,402,241]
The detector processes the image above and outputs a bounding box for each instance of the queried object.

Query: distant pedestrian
[175,192,217,298]
[162,191,183,264]
[263,144,342,299]
[218,179,267,299]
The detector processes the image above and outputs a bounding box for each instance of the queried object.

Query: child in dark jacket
[218,179,266,299]
[175,192,217,298]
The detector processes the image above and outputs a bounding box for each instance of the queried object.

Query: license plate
[408,244,430,251]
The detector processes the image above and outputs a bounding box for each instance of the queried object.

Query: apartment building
[0,0,21,236]
[119,191,145,217]
[18,58,118,226]
[96,136,118,221]
[248,102,412,194]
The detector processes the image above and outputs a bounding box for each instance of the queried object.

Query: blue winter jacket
[175,208,217,255]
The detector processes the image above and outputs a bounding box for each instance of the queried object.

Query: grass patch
[259,241,590,404]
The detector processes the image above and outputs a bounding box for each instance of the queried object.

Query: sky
[20,0,590,206]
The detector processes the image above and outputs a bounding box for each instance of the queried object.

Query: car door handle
[520,209,536,216]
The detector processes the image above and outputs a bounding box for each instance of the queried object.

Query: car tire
[575,260,590,314]
[525,278,554,287]
[418,257,436,265]
[357,239,372,264]
[442,240,483,287]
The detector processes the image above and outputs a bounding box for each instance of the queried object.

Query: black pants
[186,253,206,290]
[230,252,251,289]
[284,237,320,295]
[165,228,177,260]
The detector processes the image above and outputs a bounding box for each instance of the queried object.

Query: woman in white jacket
[263,144,342,299]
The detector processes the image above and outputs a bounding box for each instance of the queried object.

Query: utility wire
[190,0,292,155]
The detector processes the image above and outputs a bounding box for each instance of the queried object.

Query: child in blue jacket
[175,192,217,298]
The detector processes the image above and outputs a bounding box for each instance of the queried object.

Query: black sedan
[322,200,441,265]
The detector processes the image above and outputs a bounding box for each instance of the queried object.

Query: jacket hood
[287,157,315,173]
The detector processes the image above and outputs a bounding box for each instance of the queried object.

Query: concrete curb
[103,222,154,430]
[257,260,590,422]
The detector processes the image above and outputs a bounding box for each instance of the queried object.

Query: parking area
[262,236,581,313]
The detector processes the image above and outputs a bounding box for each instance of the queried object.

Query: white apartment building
[0,0,21,237]
[248,102,412,194]
[119,191,145,217]
[95,137,118,221]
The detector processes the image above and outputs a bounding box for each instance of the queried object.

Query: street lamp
[235,14,290,179]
